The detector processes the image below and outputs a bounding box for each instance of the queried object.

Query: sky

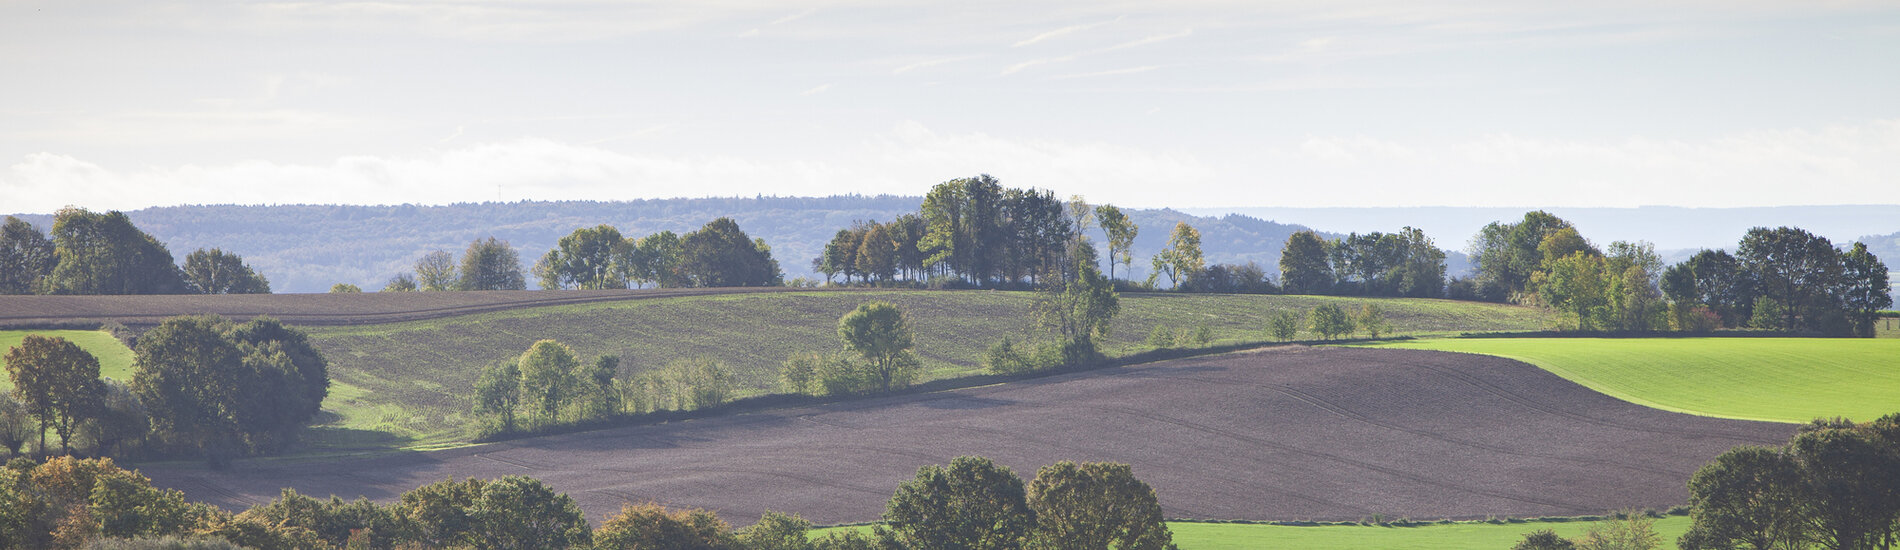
[3,0,1898,214]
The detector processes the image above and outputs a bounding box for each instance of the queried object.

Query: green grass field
[815,515,1690,549]
[299,291,1554,448]
[0,330,136,391]
[1367,337,1900,423]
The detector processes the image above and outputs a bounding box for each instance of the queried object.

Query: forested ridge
[7,197,1328,293]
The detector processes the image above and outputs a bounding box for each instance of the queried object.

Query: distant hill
[9,198,1332,293]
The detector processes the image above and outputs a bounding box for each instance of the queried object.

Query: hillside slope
[142,346,1793,526]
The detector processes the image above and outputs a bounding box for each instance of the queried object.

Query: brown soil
[139,346,1794,526]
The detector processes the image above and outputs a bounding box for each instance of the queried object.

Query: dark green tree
[680,218,783,287]
[46,207,187,295]
[458,237,526,291]
[883,456,1034,550]
[467,476,591,550]
[1025,461,1173,550]
[1680,446,1805,550]
[181,248,271,294]
[3,335,105,455]
[1738,227,1843,333]
[0,216,55,294]
[635,230,686,288]
[132,315,327,465]
[1470,211,1575,302]
[1279,231,1334,295]
[856,222,898,283]
[1513,529,1578,550]
[544,225,631,290]
[473,361,522,433]
[1787,423,1900,550]
[837,301,919,392]
[1839,242,1893,338]
[382,273,418,292]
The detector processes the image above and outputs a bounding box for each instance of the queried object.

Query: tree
[1515,529,1578,550]
[1268,310,1302,341]
[1787,424,1899,550]
[1149,222,1204,289]
[383,273,418,292]
[1575,511,1661,550]
[635,230,686,288]
[1470,211,1576,302]
[46,207,187,295]
[1738,227,1843,333]
[516,340,580,425]
[181,248,271,294]
[459,237,526,291]
[4,335,105,455]
[0,393,31,457]
[1680,446,1805,550]
[0,216,56,294]
[1279,231,1334,295]
[884,456,1034,550]
[1839,242,1892,338]
[667,357,733,410]
[330,283,361,293]
[467,475,591,550]
[779,352,823,395]
[855,222,898,283]
[474,361,522,433]
[680,218,783,287]
[1536,252,1609,331]
[838,301,919,392]
[1034,259,1120,364]
[741,511,815,550]
[1355,303,1391,338]
[132,315,327,465]
[545,225,631,290]
[415,250,459,291]
[593,502,740,550]
[1094,205,1138,283]
[1026,461,1173,550]
[1663,250,1757,329]
[393,477,484,549]
[1308,304,1356,340]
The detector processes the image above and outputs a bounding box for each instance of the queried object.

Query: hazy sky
[3,1,1898,214]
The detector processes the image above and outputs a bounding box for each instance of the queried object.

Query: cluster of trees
[1278,228,1447,298]
[780,301,925,397]
[2,211,269,296]
[383,237,528,292]
[0,453,1173,550]
[815,176,1087,288]
[1663,228,1892,336]
[530,217,783,290]
[1,316,327,466]
[469,340,737,440]
[1465,212,1892,336]
[1675,414,1900,550]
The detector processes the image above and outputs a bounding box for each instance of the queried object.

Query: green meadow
[1367,337,1900,423]
[816,515,1691,550]
[0,330,136,391]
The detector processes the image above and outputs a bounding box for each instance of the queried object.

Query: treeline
[1276,227,1448,297]
[1460,212,1892,336]
[0,454,1173,550]
[378,217,784,293]
[1,210,270,295]
[1,315,328,466]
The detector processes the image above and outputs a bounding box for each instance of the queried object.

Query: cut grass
[815,515,1690,550]
[1364,337,1900,423]
[0,329,136,391]
[298,291,1554,449]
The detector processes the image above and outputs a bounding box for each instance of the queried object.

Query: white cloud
[1050,65,1159,79]
[801,83,834,96]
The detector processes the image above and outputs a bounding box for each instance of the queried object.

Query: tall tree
[1839,242,1893,338]
[1094,205,1138,283]
[473,361,522,433]
[1279,230,1334,295]
[919,181,965,281]
[1535,252,1610,331]
[1680,446,1805,550]
[1738,227,1843,333]
[1026,461,1173,550]
[837,301,919,392]
[3,335,104,455]
[884,456,1034,550]
[546,225,630,290]
[1470,211,1575,303]
[459,237,526,291]
[516,340,580,425]
[0,216,56,294]
[1663,250,1757,328]
[1034,258,1119,360]
[855,222,897,283]
[679,218,783,287]
[181,248,271,294]
[635,230,686,288]
[1394,227,1448,298]
[46,207,187,295]
[415,250,459,291]
[1149,222,1204,289]
[467,476,592,550]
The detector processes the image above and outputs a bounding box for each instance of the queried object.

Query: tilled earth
[141,346,1795,525]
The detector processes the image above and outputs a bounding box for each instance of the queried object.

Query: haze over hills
[10,199,1897,294]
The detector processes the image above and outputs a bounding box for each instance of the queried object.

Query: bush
[1267,310,1302,341]
[985,338,1035,375]
[817,356,876,397]
[1145,325,1174,349]
[1309,304,1356,340]
[780,352,823,395]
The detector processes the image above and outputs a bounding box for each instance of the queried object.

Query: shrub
[1267,310,1301,341]
[593,502,735,550]
[779,352,823,395]
[985,338,1035,375]
[1144,325,1174,349]
[1309,304,1356,340]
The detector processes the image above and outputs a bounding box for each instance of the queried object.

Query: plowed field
[141,346,1793,525]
